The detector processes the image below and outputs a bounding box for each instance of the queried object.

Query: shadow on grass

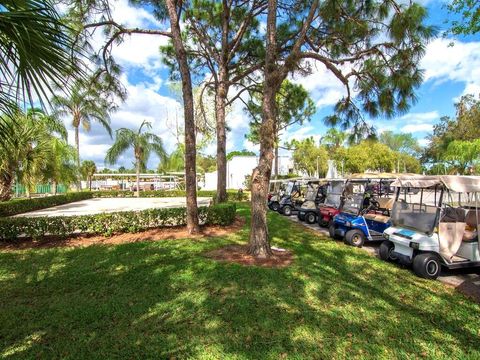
[0,204,479,359]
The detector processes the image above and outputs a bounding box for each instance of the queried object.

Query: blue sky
[70,0,480,169]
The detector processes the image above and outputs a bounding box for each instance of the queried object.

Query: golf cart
[381,175,480,280]
[278,178,314,216]
[316,179,347,227]
[268,179,288,211]
[330,175,396,247]
[297,180,329,223]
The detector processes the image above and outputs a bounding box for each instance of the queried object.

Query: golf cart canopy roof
[391,175,480,193]
[348,172,411,180]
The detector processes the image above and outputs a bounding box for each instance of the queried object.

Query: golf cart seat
[463,210,480,243]
[376,197,394,211]
[364,213,390,223]
[301,200,316,210]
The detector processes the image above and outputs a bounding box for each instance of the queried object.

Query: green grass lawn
[1,204,479,359]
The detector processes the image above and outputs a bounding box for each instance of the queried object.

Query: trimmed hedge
[0,203,236,240]
[0,193,93,217]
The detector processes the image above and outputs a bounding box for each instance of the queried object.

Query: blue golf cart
[330,176,396,247]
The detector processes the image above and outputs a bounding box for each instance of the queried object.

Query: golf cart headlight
[346,221,352,227]
[384,233,390,240]
[409,241,419,250]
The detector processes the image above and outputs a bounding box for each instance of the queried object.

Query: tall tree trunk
[274,142,279,178]
[88,176,92,191]
[215,2,229,203]
[0,173,13,201]
[165,0,200,234]
[248,0,280,258]
[74,125,82,191]
[135,158,140,198]
[215,72,228,202]
[248,84,278,258]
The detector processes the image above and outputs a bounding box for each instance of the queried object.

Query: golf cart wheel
[306,212,317,224]
[270,202,279,212]
[328,222,340,240]
[379,241,397,262]
[318,219,329,227]
[345,229,366,248]
[413,253,441,280]
[283,205,292,216]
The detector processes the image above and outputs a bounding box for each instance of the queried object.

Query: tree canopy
[0,109,72,200]
[423,94,480,174]
[290,137,329,177]
[447,0,480,35]
[245,80,316,145]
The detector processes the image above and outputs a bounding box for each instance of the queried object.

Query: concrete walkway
[284,213,480,302]
[16,197,212,218]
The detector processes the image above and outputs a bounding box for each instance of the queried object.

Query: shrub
[0,203,237,240]
[204,203,238,225]
[0,192,93,217]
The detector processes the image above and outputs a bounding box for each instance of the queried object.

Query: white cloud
[228,101,250,132]
[283,125,324,146]
[292,62,348,110]
[243,139,259,153]
[418,138,431,147]
[110,0,160,28]
[400,123,433,133]
[422,38,480,95]
[398,111,439,123]
[86,0,168,75]
[111,34,168,72]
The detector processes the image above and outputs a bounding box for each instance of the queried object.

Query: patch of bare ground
[0,216,245,251]
[205,244,293,268]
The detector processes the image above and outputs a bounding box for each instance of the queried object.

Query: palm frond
[105,128,135,165]
[0,0,84,117]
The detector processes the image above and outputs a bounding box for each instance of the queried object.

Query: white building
[203,155,296,190]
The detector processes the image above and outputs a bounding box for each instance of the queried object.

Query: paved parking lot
[284,213,480,302]
[16,197,212,217]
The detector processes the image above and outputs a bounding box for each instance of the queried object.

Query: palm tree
[158,144,185,174]
[43,138,78,194]
[0,109,69,200]
[321,128,348,149]
[0,1,82,142]
[105,121,166,197]
[80,160,97,191]
[52,81,113,170]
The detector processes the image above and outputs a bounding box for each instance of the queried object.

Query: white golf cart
[381,175,480,279]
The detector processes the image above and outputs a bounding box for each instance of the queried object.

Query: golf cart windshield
[324,181,344,207]
[304,184,319,201]
[390,187,442,234]
[341,182,367,215]
[391,200,439,234]
[285,182,295,195]
[342,194,365,215]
